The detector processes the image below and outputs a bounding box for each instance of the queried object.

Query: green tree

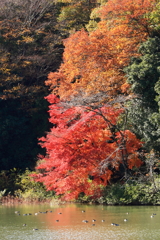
[125,36,160,152]
[57,0,98,31]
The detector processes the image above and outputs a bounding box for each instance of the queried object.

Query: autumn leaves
[46,0,155,100]
[35,96,142,200]
[34,0,159,200]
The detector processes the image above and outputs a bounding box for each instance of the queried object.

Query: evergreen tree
[125,37,160,152]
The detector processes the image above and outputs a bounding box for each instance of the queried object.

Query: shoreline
[1,195,160,207]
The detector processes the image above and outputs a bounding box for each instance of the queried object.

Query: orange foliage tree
[33,95,143,200]
[46,0,156,100]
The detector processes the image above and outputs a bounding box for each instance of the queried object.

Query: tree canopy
[1,0,160,201]
[46,0,156,101]
[0,0,64,170]
[32,0,160,200]
[33,95,143,200]
[125,36,160,152]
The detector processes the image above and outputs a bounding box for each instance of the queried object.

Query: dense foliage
[0,0,65,170]
[33,0,160,201]
[33,95,142,200]
[1,0,160,203]
[125,37,160,152]
[46,0,155,100]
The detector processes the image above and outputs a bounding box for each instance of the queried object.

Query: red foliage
[33,95,143,200]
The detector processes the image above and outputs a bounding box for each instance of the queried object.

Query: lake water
[0,203,160,240]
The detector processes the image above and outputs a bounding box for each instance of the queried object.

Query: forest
[0,0,160,205]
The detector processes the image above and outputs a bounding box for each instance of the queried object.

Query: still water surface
[0,203,160,240]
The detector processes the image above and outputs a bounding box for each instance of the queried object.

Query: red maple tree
[33,95,143,200]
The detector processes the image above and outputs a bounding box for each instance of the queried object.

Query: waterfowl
[23,224,27,227]
[151,215,154,218]
[124,219,128,222]
[111,223,119,226]
[101,220,105,222]
[15,211,20,214]
[33,228,38,231]
[82,210,85,213]
[56,220,59,222]
[58,212,62,214]
[82,220,88,223]
[92,224,95,226]
[92,219,96,222]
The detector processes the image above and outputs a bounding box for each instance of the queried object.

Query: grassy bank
[0,169,160,206]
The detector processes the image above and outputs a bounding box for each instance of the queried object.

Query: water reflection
[0,204,160,240]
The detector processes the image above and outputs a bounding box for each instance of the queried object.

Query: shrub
[15,169,55,201]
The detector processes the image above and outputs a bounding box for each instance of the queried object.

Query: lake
[0,203,160,240]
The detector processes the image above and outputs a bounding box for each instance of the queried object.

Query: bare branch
[0,0,55,27]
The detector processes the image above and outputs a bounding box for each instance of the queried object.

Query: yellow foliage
[0,68,11,74]
[21,61,32,67]
[22,36,34,43]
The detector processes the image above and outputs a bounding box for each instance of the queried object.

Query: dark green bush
[102,181,160,205]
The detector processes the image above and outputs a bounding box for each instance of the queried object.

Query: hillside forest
[0,0,160,205]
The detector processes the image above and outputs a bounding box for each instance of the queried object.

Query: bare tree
[0,0,55,27]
